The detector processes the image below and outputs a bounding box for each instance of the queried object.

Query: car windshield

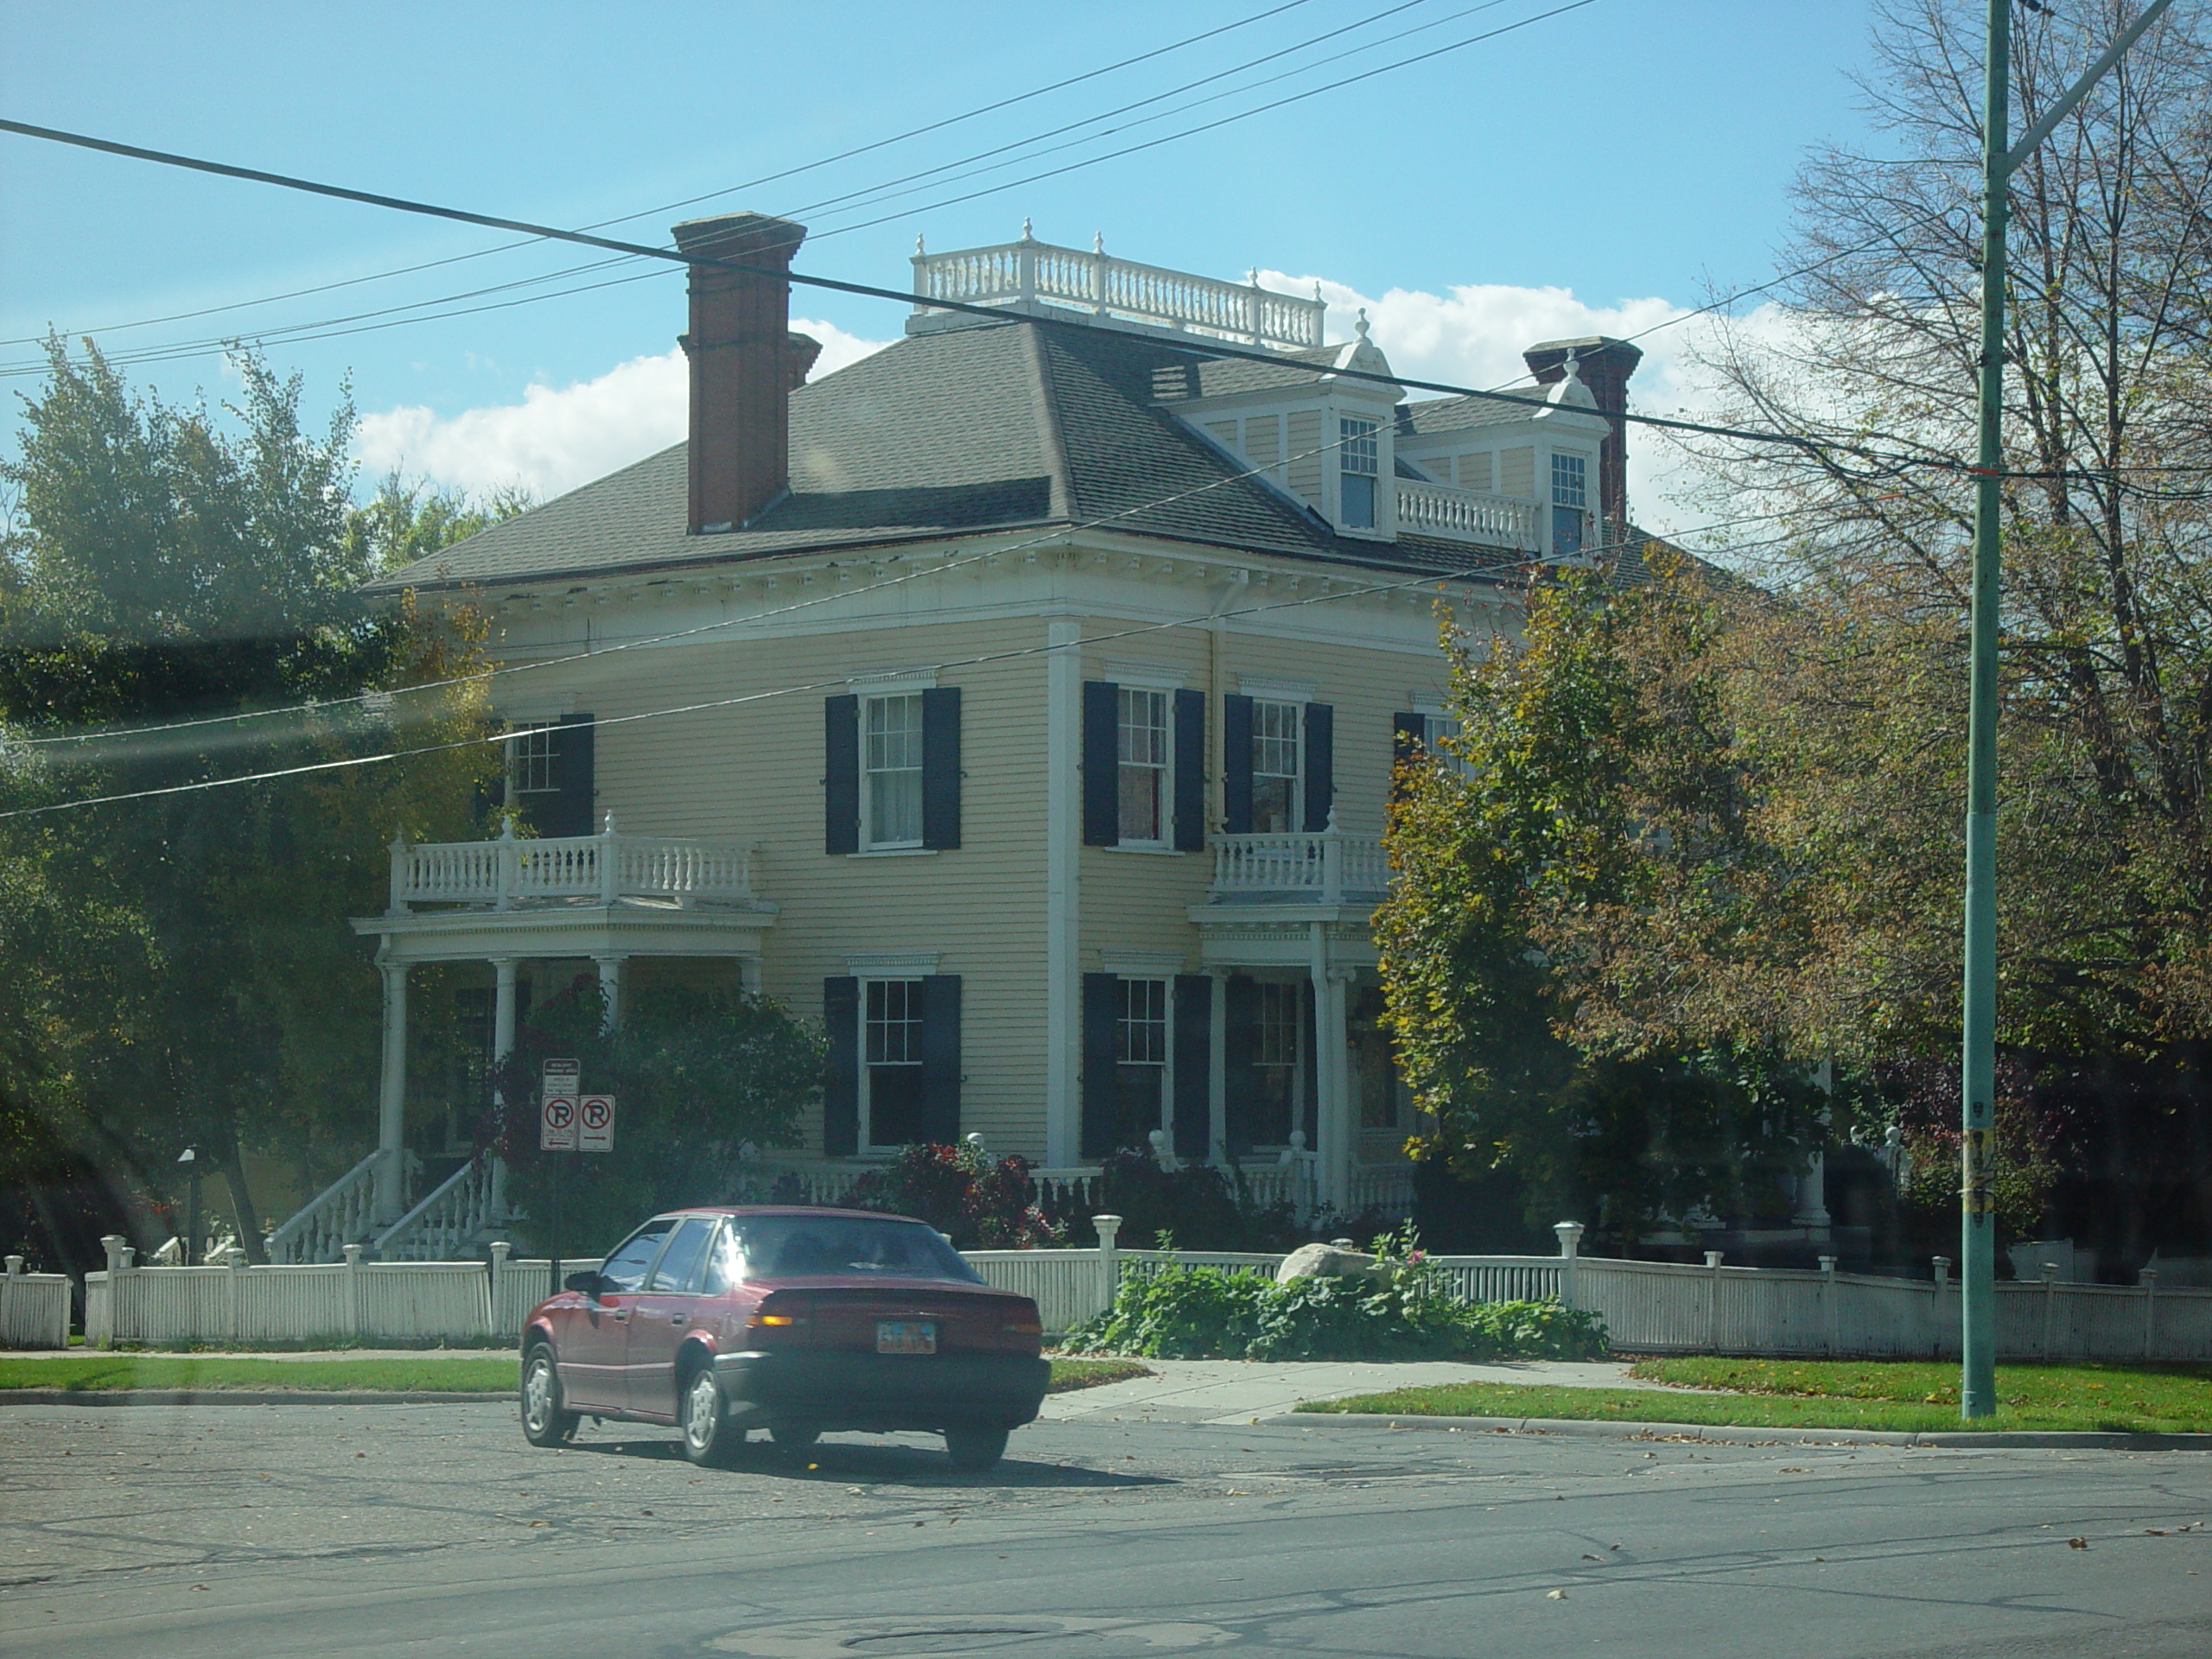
[728,1216,982,1283]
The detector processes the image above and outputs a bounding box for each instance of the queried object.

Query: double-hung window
[510,723,557,800]
[1116,688,1170,846]
[1550,452,1588,561]
[1250,980,1302,1146]
[1339,417,1379,530]
[862,978,927,1147]
[1114,977,1169,1147]
[1250,700,1302,834]
[863,693,925,849]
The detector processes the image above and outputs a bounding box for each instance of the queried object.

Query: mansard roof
[367,318,1522,594]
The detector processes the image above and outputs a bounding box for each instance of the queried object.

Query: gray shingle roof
[368,319,1522,594]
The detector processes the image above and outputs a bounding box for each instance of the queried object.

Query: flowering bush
[836,1142,1064,1249]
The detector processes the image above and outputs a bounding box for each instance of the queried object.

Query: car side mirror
[563,1270,602,1297]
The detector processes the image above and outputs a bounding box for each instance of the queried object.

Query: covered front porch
[270,818,775,1262]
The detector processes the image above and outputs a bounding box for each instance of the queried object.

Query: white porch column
[1207,967,1230,1163]
[1307,923,1351,1214]
[1045,617,1082,1166]
[488,957,519,1217]
[594,956,626,1032]
[374,960,410,1222]
[1326,966,1358,1210]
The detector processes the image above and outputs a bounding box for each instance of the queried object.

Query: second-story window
[1117,688,1170,845]
[863,693,925,849]
[511,723,557,798]
[1339,417,1379,530]
[1250,699,1302,834]
[1551,452,1588,561]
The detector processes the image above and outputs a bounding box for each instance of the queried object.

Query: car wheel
[943,1427,1009,1471]
[520,1345,579,1448]
[770,1425,820,1449]
[681,1366,745,1468]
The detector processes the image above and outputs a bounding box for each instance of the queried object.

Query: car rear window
[728,1217,983,1283]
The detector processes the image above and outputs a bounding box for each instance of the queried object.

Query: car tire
[520,1344,579,1448]
[681,1366,746,1468]
[770,1425,820,1449]
[943,1427,1009,1471]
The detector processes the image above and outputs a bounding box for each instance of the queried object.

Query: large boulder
[1274,1243,1389,1286]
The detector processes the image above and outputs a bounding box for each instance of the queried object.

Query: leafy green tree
[0,340,510,1259]
[1376,565,1830,1243]
[491,978,824,1255]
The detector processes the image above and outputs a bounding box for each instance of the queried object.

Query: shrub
[835,1142,1064,1249]
[1065,1226,1608,1362]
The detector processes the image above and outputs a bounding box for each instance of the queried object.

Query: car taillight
[1001,1320,1041,1335]
[753,1313,807,1327]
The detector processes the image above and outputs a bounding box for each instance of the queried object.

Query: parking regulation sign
[539,1095,576,1151]
[578,1095,615,1153]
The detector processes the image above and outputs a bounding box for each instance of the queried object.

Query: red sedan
[518,1206,1048,1471]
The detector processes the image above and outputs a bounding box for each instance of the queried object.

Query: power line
[12,415,1414,753]
[0,560,1500,819]
[0,106,1936,466]
[3,0,1324,351]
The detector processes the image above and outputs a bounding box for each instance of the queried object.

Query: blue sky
[1,1,1886,531]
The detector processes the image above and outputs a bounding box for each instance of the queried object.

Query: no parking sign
[578,1095,615,1154]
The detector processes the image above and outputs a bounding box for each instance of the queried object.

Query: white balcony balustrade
[1207,815,1389,906]
[389,817,756,913]
[1395,478,1543,550]
[911,226,1326,350]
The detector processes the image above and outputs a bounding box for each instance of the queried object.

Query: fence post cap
[488,1241,512,1265]
[1818,1255,1838,1274]
[1553,1220,1586,1257]
[3,1255,21,1276]
[1703,1250,1726,1268]
[342,1243,365,1265]
[2140,1266,2158,1286]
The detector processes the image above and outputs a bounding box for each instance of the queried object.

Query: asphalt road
[2,1402,2209,1657]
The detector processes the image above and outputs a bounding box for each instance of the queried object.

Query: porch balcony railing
[911,226,1326,350]
[1207,815,1389,905]
[389,817,755,913]
[1395,479,1542,550]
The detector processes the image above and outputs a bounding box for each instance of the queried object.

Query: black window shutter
[1222,693,1255,835]
[1300,979,1319,1148]
[921,686,962,849]
[538,715,594,839]
[823,696,860,855]
[1172,974,1211,1160]
[1222,975,1257,1154]
[1081,680,1119,846]
[1303,702,1334,831]
[1173,689,1206,851]
[823,976,860,1156]
[1392,711,1425,802]
[919,974,962,1143]
[1080,974,1120,1160]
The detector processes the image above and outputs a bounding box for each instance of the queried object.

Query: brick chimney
[672,213,810,534]
[1523,336,1642,530]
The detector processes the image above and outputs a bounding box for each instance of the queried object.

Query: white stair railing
[266,1151,391,1264]
[373,1152,503,1262]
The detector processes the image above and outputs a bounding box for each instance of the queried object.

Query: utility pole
[1960,0,2174,1420]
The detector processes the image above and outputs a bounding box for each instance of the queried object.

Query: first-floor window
[863,693,925,848]
[1250,980,1302,1145]
[1350,985,1402,1129]
[863,978,926,1147]
[1114,977,1169,1148]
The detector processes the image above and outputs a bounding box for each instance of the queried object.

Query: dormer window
[1550,452,1588,559]
[1338,417,1379,529]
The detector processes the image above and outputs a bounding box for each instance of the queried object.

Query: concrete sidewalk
[1040,1357,1671,1424]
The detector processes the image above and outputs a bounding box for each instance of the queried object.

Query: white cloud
[353,318,888,503]
[1259,269,1792,537]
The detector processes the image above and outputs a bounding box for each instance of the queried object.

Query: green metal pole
[1960,0,2011,1421]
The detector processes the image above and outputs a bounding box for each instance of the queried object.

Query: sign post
[541,1059,580,1298]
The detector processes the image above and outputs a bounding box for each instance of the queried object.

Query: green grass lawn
[1299,1357,2212,1434]
[0,1353,1144,1396]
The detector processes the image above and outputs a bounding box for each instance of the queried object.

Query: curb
[0,1389,507,1407]
[1264,1412,2212,1451]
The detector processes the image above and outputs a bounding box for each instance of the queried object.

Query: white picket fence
[0,1256,71,1350]
[35,1224,2212,1361]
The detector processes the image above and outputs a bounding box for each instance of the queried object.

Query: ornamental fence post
[1704,1250,1725,1352]
[1553,1220,1584,1310]
[1093,1214,1123,1318]
[343,1243,365,1338]
[2139,1266,2158,1360]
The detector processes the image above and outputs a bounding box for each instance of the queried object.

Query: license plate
[876,1319,936,1355]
